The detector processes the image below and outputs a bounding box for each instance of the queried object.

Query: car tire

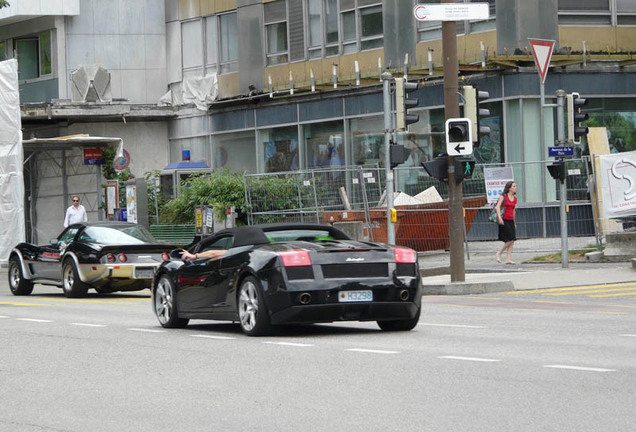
[62,259,89,298]
[8,256,34,296]
[153,275,189,328]
[238,276,272,336]
[377,307,421,332]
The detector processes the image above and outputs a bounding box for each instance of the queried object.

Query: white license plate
[338,290,373,303]
[135,267,156,279]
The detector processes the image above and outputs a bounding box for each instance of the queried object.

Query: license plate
[338,290,373,303]
[135,267,156,279]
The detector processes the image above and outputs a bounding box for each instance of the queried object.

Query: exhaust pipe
[298,292,312,305]
[399,289,410,301]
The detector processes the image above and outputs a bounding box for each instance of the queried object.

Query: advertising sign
[126,185,137,224]
[484,166,514,205]
[106,181,118,217]
[599,150,636,218]
[84,148,105,165]
[195,206,203,236]
[413,3,489,21]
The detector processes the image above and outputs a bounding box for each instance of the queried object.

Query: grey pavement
[418,238,636,295]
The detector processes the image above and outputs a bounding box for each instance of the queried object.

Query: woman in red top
[495,181,518,264]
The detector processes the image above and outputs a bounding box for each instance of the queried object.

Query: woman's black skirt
[498,219,516,242]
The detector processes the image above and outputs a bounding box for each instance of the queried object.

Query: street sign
[528,38,555,84]
[413,3,489,21]
[549,146,574,157]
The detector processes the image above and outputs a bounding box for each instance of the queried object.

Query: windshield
[80,225,157,245]
[266,229,334,243]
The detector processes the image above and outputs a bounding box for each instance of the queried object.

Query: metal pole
[540,82,546,202]
[556,89,569,268]
[442,12,464,282]
[382,71,395,244]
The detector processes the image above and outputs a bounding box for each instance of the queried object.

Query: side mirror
[170,249,185,259]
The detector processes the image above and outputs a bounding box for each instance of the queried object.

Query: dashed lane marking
[0,301,49,307]
[346,348,400,354]
[545,287,636,297]
[70,323,107,327]
[191,334,236,340]
[620,334,636,337]
[544,365,616,372]
[438,356,500,363]
[16,318,53,323]
[587,292,636,298]
[419,323,486,329]
[263,341,314,347]
[127,328,166,333]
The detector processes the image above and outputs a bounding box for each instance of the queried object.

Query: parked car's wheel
[377,307,421,332]
[153,275,189,328]
[238,276,272,336]
[62,259,89,298]
[8,256,34,296]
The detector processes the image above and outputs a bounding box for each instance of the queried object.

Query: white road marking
[128,328,166,333]
[262,341,314,347]
[70,323,107,327]
[439,356,500,362]
[620,334,636,337]
[544,365,616,372]
[420,323,485,329]
[17,318,53,323]
[191,334,236,340]
[0,315,8,318]
[346,348,400,354]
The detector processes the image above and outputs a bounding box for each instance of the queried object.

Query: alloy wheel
[239,281,259,332]
[155,278,174,325]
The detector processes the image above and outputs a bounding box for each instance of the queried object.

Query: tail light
[106,254,116,263]
[118,253,127,263]
[161,252,170,262]
[279,250,312,267]
[394,247,416,264]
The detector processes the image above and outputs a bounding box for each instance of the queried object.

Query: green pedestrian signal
[454,157,475,183]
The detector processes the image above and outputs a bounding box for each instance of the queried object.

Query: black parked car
[8,222,177,298]
[151,223,422,336]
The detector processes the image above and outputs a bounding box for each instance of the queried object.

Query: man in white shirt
[64,195,88,227]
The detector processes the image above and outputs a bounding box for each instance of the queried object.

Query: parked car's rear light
[106,254,116,263]
[118,253,127,263]
[394,247,416,264]
[279,250,312,267]
[161,252,170,261]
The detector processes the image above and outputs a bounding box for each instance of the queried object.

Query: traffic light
[567,92,589,144]
[395,78,420,131]
[389,144,410,169]
[421,156,448,180]
[454,157,476,182]
[463,85,491,146]
[547,161,566,181]
[445,118,472,156]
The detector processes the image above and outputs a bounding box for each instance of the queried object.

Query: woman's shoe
[505,261,516,265]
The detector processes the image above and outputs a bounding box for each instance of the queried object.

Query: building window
[14,31,52,81]
[0,40,8,61]
[266,21,288,65]
[340,1,383,53]
[219,12,238,73]
[182,19,204,77]
[307,0,339,59]
[359,5,383,51]
[558,0,611,25]
[261,126,299,173]
[205,16,218,74]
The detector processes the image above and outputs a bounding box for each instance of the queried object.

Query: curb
[422,280,514,296]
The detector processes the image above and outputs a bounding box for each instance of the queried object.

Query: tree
[0,1,10,9]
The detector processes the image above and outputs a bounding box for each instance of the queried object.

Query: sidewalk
[418,238,636,295]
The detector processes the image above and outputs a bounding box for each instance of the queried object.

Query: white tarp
[0,59,25,264]
[158,73,218,111]
[599,150,636,219]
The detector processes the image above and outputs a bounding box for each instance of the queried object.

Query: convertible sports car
[151,223,422,336]
[8,222,177,298]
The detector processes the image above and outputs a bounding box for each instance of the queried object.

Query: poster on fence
[599,150,636,218]
[483,167,514,205]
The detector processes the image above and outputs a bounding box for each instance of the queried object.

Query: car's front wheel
[153,275,189,328]
[377,307,421,332]
[62,259,89,298]
[238,276,272,336]
[8,257,34,296]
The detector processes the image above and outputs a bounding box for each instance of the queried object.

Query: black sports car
[8,222,177,298]
[151,223,422,336]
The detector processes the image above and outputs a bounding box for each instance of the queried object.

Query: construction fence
[243,157,630,254]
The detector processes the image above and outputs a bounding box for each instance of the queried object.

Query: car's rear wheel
[377,307,421,332]
[8,257,34,296]
[238,276,272,336]
[62,259,89,298]
[153,275,189,328]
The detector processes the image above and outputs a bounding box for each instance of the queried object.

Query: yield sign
[528,38,555,84]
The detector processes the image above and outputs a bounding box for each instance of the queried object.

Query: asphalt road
[1,279,635,432]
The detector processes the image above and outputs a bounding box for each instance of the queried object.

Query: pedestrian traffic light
[421,156,448,180]
[463,85,491,147]
[395,78,419,131]
[567,92,589,144]
[454,157,476,182]
[390,144,410,169]
[547,161,566,181]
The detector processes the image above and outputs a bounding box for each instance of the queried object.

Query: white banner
[483,166,514,205]
[599,151,636,218]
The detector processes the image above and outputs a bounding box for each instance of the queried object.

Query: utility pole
[382,71,395,244]
[556,89,569,268]
[442,1,464,282]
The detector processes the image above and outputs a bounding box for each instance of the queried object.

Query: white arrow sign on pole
[528,38,555,84]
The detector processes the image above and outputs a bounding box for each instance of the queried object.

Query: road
[1,279,635,432]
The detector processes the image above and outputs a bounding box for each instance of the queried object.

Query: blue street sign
[549,146,574,157]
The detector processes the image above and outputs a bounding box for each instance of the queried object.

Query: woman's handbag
[488,207,503,223]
